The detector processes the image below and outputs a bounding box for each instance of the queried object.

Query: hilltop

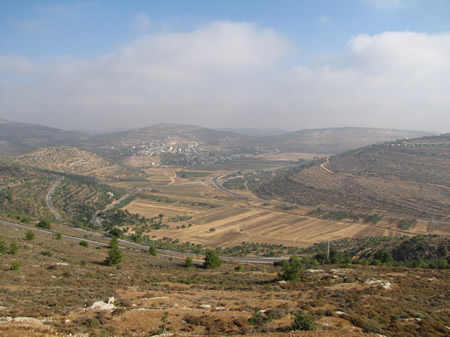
[258,127,432,154]
[1,118,432,165]
[255,133,450,219]
[15,146,144,182]
[0,119,90,155]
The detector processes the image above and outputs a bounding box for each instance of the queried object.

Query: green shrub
[149,246,157,256]
[36,218,51,229]
[184,256,193,268]
[360,319,382,334]
[25,230,35,241]
[234,264,244,272]
[105,236,123,266]
[79,241,88,247]
[40,251,52,257]
[291,311,317,331]
[203,249,221,269]
[8,240,18,255]
[55,233,62,240]
[279,256,302,281]
[248,310,271,325]
[10,261,20,271]
[0,236,6,254]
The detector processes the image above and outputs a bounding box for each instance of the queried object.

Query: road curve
[210,174,262,202]
[320,157,335,174]
[46,176,63,221]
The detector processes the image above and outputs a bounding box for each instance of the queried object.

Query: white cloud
[0,55,35,74]
[318,15,332,24]
[0,23,449,133]
[132,12,151,33]
[365,0,406,9]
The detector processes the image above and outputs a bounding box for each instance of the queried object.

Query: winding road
[210,174,262,202]
[320,157,335,174]
[46,176,63,221]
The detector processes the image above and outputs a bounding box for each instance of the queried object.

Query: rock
[278,280,287,284]
[107,297,115,304]
[199,304,211,309]
[91,300,115,311]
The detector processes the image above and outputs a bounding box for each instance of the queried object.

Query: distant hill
[256,133,450,219]
[217,127,287,137]
[258,127,433,154]
[0,118,436,163]
[0,119,90,155]
[15,146,144,181]
[93,123,254,148]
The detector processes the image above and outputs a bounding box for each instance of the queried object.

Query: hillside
[0,161,125,225]
[15,146,144,181]
[0,221,448,337]
[0,119,90,155]
[255,134,450,219]
[258,127,432,154]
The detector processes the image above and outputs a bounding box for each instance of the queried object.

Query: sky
[0,0,449,133]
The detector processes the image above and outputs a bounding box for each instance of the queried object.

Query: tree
[279,256,302,281]
[0,236,6,254]
[149,246,157,256]
[291,311,317,331]
[203,249,221,269]
[184,256,193,268]
[25,230,35,241]
[36,218,51,230]
[105,236,123,266]
[8,240,18,255]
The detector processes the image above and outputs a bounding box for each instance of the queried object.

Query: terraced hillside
[256,134,450,219]
[0,164,55,220]
[0,162,124,226]
[15,146,145,182]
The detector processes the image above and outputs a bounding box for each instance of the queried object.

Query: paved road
[0,219,287,264]
[210,174,262,202]
[46,176,63,221]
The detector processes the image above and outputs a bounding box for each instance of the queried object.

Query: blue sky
[2,1,449,61]
[0,0,449,132]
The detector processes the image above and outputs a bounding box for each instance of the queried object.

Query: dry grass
[0,223,448,337]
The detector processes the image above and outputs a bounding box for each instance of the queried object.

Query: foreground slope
[256,134,450,219]
[0,222,448,337]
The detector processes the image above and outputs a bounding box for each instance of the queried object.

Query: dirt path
[320,157,335,174]
[46,176,63,221]
[168,172,176,185]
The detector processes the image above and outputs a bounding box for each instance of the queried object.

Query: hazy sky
[1,0,449,132]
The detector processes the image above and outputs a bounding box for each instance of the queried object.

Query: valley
[0,120,448,337]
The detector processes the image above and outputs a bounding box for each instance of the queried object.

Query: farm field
[118,167,449,250]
